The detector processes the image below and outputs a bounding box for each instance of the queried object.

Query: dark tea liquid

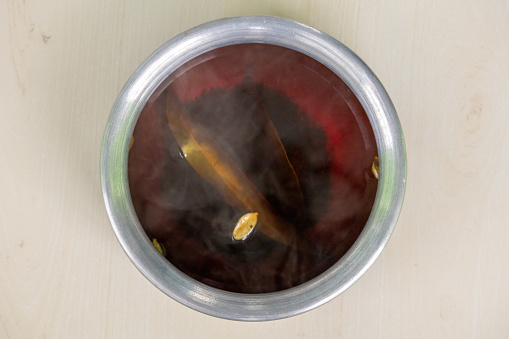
[128,44,378,293]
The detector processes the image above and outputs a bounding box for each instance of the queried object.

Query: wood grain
[1,0,508,337]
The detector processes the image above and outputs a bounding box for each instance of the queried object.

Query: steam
[127,43,378,293]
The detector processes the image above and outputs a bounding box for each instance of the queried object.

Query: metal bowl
[101,16,406,321]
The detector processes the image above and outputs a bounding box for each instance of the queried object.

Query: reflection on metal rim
[101,16,406,321]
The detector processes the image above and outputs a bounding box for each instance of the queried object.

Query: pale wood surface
[1,0,508,338]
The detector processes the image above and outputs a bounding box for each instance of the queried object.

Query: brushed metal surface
[101,16,406,321]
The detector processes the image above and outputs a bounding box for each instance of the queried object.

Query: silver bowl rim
[100,15,406,321]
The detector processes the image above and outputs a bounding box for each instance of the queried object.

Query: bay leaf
[165,89,298,246]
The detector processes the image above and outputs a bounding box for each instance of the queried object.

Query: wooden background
[1,0,508,337]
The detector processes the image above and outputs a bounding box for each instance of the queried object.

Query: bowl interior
[127,42,379,294]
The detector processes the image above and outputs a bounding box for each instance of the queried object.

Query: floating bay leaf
[252,91,305,213]
[165,89,298,246]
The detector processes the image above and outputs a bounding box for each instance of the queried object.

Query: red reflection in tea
[128,44,378,293]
